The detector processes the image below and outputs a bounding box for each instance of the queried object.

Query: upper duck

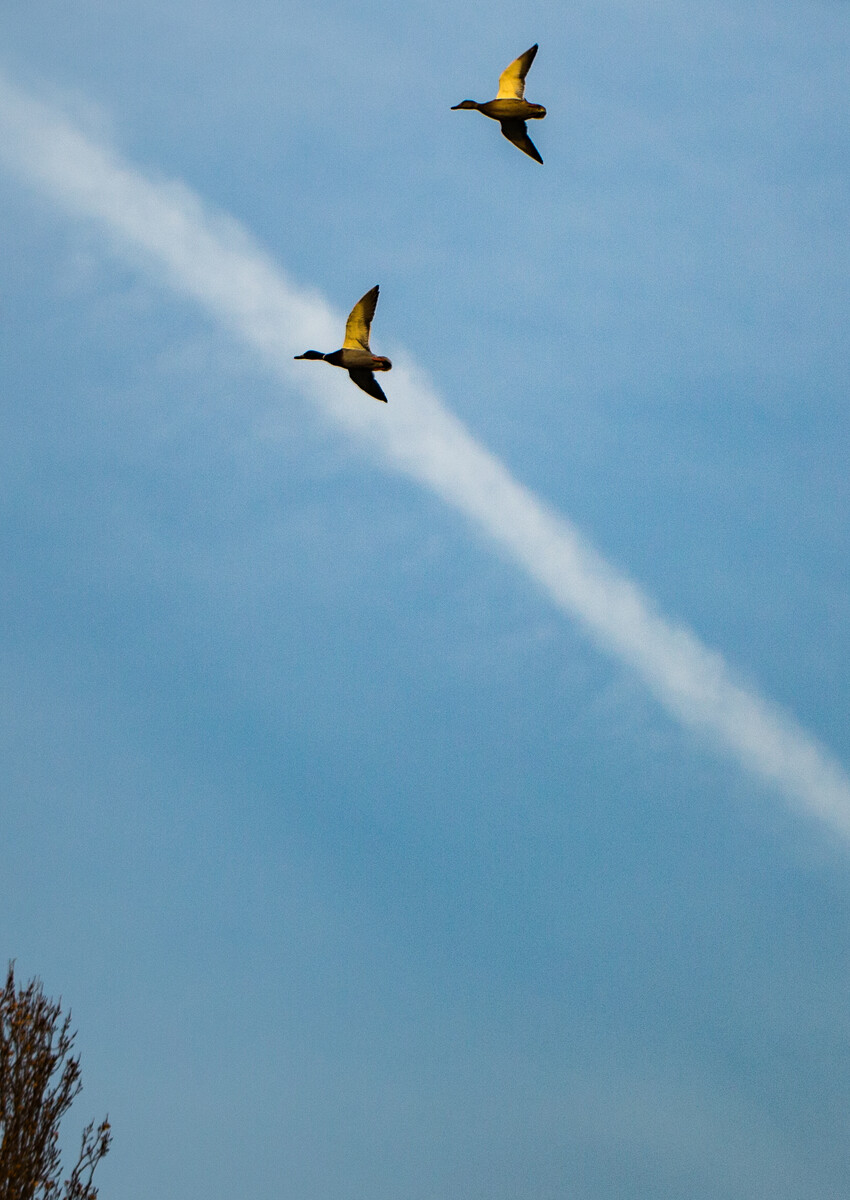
[452,44,545,164]
[294,285,392,402]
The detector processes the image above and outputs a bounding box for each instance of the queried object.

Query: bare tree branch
[0,965,111,1200]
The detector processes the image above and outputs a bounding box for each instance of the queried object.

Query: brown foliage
[0,965,111,1200]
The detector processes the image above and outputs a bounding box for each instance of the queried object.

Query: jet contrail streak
[2,74,848,841]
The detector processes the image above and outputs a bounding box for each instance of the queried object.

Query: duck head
[371,356,392,372]
[451,100,480,111]
[293,350,326,360]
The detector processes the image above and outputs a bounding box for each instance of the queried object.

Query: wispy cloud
[1,72,848,841]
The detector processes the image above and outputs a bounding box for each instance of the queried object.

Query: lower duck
[294,285,391,403]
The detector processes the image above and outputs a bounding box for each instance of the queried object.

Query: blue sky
[2,2,850,1198]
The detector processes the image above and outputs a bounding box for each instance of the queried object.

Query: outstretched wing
[496,44,538,100]
[499,119,543,163]
[343,285,380,351]
[348,368,388,403]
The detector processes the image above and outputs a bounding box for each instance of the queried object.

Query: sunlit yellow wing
[495,44,538,101]
[342,285,379,351]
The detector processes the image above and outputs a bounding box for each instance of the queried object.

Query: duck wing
[348,368,388,403]
[343,285,379,351]
[496,44,538,100]
[499,119,543,163]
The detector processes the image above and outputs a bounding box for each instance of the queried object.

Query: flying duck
[451,44,545,163]
[294,285,391,402]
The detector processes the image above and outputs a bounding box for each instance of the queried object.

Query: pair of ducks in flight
[295,45,545,404]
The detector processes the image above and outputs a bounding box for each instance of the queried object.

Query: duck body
[319,347,392,373]
[294,286,391,403]
[453,98,546,123]
[452,44,545,163]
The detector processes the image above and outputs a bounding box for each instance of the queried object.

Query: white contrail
[1,73,848,841]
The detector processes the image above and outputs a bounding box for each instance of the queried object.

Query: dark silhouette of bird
[294,285,391,402]
[452,44,546,163]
